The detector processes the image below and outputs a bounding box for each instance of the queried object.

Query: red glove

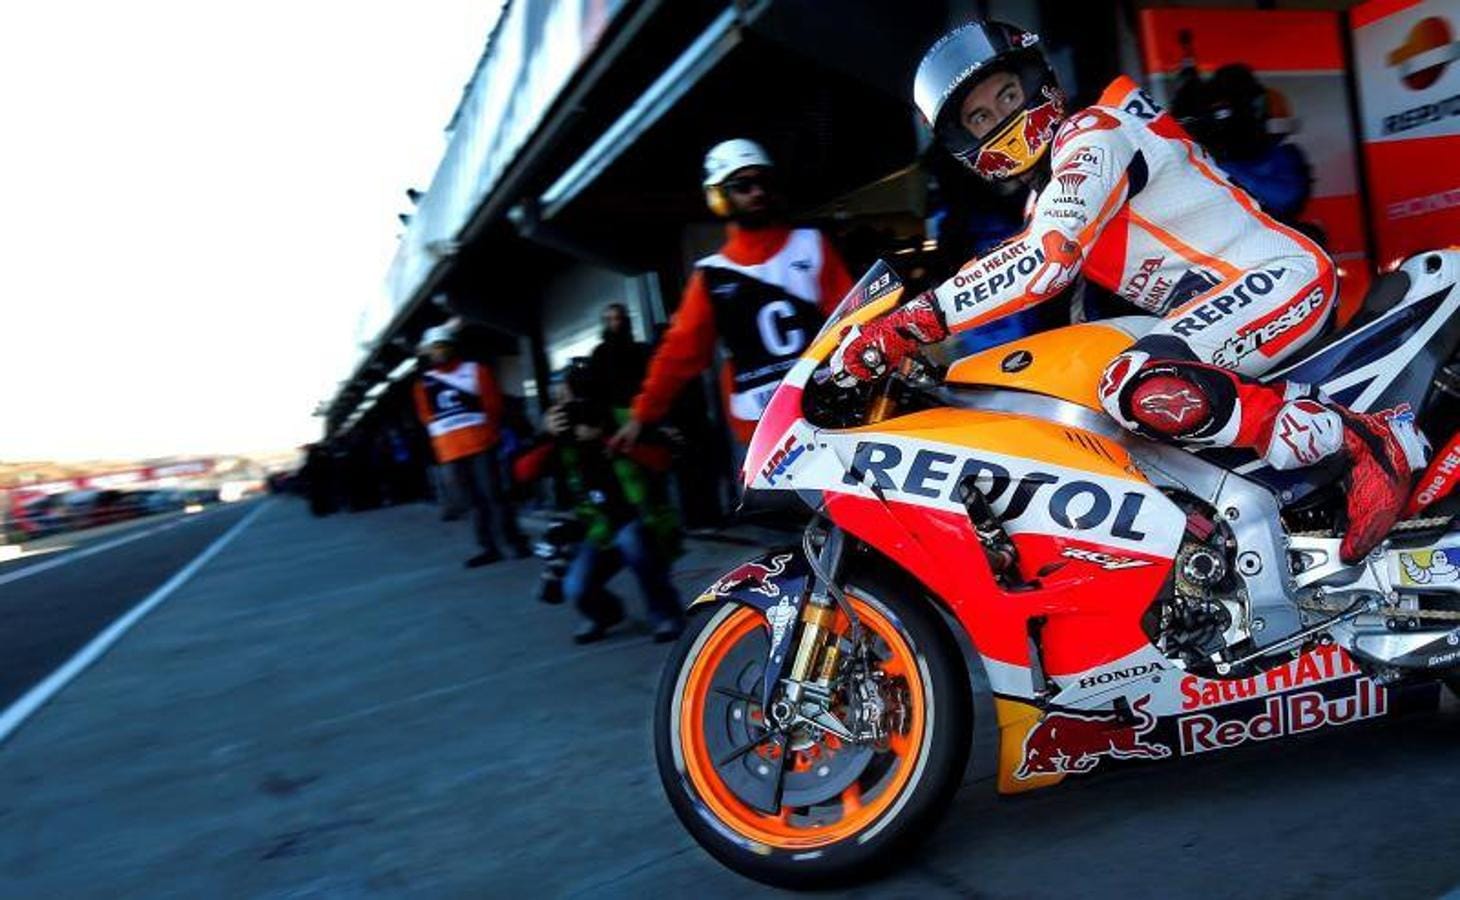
[831,292,948,384]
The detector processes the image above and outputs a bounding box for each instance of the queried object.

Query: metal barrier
[1,491,218,545]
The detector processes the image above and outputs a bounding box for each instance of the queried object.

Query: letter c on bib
[757,300,806,356]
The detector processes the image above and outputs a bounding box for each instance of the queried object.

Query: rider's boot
[1335,410,1419,563]
[1256,397,1425,564]
[1101,356,1426,566]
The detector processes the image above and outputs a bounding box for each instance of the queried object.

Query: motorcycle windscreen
[741,261,907,489]
[811,259,905,345]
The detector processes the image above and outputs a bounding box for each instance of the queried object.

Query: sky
[0,1,503,461]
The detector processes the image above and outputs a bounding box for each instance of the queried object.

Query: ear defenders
[705,184,732,218]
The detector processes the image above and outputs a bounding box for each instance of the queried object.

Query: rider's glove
[830,292,948,386]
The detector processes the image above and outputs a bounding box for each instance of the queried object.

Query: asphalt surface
[1,499,1459,897]
[0,505,253,709]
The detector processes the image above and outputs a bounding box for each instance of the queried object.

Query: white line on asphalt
[0,500,271,747]
[0,510,213,588]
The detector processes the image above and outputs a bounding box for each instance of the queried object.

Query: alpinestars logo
[1275,400,1330,465]
[1210,286,1325,370]
[1137,388,1204,426]
[1057,172,1086,196]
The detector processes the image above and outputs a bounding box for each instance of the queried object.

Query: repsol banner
[1353,0,1460,265]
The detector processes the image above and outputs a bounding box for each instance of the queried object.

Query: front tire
[654,574,970,888]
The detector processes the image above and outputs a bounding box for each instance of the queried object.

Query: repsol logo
[1079,662,1164,690]
[1170,267,1288,338]
[952,248,1046,312]
[841,441,1148,540]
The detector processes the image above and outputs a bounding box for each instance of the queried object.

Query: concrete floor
[3,499,1460,898]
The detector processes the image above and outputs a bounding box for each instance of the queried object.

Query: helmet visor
[913,22,1037,129]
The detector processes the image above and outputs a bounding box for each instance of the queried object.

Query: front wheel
[654,575,970,888]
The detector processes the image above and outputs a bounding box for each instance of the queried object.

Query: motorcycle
[654,250,1460,887]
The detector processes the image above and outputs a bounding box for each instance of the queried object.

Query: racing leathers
[835,76,1427,563]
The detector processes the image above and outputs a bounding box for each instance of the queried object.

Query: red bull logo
[704,553,793,600]
[973,88,1064,180]
[1015,695,1171,778]
[1023,88,1064,148]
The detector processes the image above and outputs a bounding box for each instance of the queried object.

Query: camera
[534,516,586,605]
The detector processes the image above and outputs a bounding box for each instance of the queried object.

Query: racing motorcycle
[654,251,1460,887]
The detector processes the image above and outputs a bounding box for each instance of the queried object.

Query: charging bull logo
[705,553,793,600]
[974,88,1065,179]
[1015,695,1171,778]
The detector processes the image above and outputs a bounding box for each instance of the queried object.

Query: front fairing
[741,261,905,493]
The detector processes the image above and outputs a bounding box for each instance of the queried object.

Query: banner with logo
[1140,9,1374,321]
[1352,0,1460,266]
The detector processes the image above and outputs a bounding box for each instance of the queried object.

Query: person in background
[516,360,684,644]
[1170,63,1315,234]
[611,139,854,455]
[588,302,651,411]
[302,441,337,517]
[413,324,527,567]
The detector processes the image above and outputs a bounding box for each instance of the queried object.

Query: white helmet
[702,139,773,187]
[417,324,456,353]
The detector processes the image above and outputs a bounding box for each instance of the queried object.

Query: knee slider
[1102,353,1233,440]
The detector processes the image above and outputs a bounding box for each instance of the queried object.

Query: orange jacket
[413,359,504,463]
[630,224,853,443]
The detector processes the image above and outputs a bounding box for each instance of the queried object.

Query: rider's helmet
[913,20,1065,181]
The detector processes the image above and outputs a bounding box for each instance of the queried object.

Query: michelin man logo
[1400,549,1460,585]
[766,596,798,649]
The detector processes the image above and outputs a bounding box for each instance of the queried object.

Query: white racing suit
[867,75,1427,562]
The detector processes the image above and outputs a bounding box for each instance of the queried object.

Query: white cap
[702,139,773,188]
[417,324,455,353]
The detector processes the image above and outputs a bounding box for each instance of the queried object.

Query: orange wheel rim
[677,597,927,850]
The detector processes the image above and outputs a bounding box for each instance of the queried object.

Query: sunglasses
[723,175,772,195]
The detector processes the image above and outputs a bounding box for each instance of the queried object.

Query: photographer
[514,361,684,645]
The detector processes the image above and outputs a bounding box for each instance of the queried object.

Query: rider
[831,21,1428,564]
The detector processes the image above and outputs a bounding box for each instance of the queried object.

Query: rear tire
[654,572,971,888]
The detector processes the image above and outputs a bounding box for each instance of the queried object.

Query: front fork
[767,525,859,737]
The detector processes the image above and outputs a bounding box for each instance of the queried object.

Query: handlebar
[866,354,941,425]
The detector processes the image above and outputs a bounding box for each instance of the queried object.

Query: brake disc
[700,639,874,809]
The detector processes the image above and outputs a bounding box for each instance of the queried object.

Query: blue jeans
[563,520,683,627]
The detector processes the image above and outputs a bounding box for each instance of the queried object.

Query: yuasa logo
[1390,17,1460,90]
